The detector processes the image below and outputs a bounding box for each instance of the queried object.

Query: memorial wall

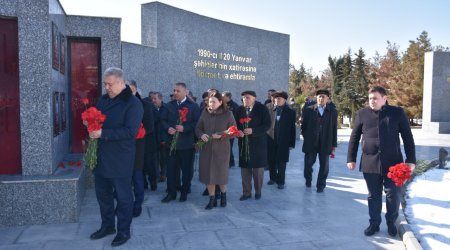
[123,2,290,101]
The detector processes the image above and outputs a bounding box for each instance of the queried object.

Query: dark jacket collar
[102,84,133,102]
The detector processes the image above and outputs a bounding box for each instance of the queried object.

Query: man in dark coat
[151,92,169,183]
[89,67,143,247]
[222,91,239,167]
[266,91,296,189]
[128,80,154,217]
[347,86,416,237]
[161,82,200,203]
[301,89,338,193]
[235,90,271,200]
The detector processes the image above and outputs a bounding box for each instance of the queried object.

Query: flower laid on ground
[330,153,335,159]
[169,107,189,155]
[81,101,106,171]
[388,162,412,187]
[239,117,252,162]
[195,125,240,150]
[76,161,81,166]
[82,98,89,105]
[136,123,146,139]
[58,162,65,169]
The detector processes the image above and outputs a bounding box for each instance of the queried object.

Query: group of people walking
[88,67,416,246]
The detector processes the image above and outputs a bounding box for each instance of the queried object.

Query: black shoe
[364,224,380,236]
[179,192,187,202]
[277,184,285,189]
[161,194,176,203]
[267,180,275,185]
[111,233,130,247]
[239,195,251,201]
[220,192,227,207]
[132,207,142,218]
[255,193,261,200]
[317,187,324,193]
[90,227,116,240]
[202,188,209,196]
[387,223,398,237]
[205,196,217,210]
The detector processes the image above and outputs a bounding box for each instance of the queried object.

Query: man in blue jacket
[161,82,200,203]
[347,86,416,237]
[88,67,143,247]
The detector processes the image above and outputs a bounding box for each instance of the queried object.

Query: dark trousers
[167,148,194,197]
[304,152,329,189]
[132,169,145,208]
[363,173,401,225]
[241,168,264,196]
[95,175,133,235]
[229,138,235,166]
[144,151,158,186]
[269,161,287,185]
[156,144,168,176]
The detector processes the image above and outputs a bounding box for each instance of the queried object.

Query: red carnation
[76,161,81,166]
[136,123,146,139]
[82,98,89,105]
[178,107,189,123]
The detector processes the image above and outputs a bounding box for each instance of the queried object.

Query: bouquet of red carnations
[195,125,240,150]
[81,99,106,171]
[239,117,252,162]
[387,162,412,187]
[169,107,189,155]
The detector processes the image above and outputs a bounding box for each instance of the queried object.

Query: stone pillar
[422,52,450,134]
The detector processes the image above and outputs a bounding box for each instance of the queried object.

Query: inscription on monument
[194,49,256,81]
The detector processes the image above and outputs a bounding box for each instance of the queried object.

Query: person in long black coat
[235,91,271,200]
[222,91,239,167]
[347,86,416,237]
[160,82,200,203]
[128,81,155,217]
[301,89,337,193]
[89,68,143,247]
[266,91,296,189]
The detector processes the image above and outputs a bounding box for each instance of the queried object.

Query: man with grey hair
[89,67,143,246]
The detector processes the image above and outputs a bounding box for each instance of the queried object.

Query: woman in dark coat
[196,92,236,209]
[234,91,271,200]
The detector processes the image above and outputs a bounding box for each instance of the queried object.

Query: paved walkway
[1,129,449,249]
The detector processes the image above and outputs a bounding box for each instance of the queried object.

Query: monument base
[422,122,450,134]
[0,159,90,226]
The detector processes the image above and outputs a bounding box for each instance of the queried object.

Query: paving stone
[16,223,78,244]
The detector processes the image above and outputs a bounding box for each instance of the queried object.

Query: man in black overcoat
[161,82,200,203]
[301,89,338,193]
[89,68,143,247]
[347,86,416,237]
[266,91,296,189]
[222,91,239,167]
[235,91,271,200]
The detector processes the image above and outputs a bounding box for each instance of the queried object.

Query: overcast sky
[60,0,450,75]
